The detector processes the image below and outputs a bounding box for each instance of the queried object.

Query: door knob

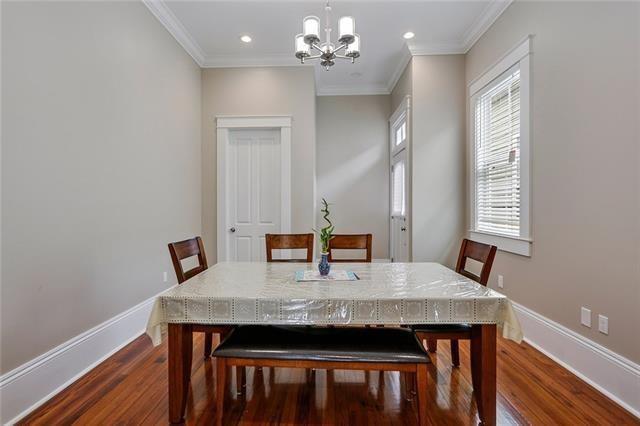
[229,227,236,233]
[401,227,407,231]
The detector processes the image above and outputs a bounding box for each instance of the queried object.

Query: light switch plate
[598,315,609,334]
[498,275,504,289]
[163,271,168,283]
[581,307,591,327]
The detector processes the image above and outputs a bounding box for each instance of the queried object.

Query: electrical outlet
[163,271,168,283]
[598,315,609,335]
[581,307,591,327]
[498,275,504,289]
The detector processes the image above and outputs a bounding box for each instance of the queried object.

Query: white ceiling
[144,0,512,95]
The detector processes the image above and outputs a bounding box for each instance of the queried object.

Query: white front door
[227,129,281,261]
[391,151,409,262]
[389,97,411,262]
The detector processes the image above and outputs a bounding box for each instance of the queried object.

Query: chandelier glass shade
[294,3,360,70]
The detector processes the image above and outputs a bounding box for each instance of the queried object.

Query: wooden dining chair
[168,237,232,358]
[414,238,497,366]
[265,233,314,262]
[327,234,373,262]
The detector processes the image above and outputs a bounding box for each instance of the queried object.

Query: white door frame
[389,96,411,262]
[216,116,292,261]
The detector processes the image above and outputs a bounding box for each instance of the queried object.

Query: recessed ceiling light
[240,35,252,43]
[403,32,415,40]
[350,72,362,78]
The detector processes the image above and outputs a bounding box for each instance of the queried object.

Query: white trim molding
[216,116,292,261]
[141,0,205,66]
[468,36,532,257]
[0,288,171,425]
[513,302,640,418]
[317,83,390,97]
[143,0,513,96]
[469,230,531,257]
[385,45,413,95]
[461,0,513,52]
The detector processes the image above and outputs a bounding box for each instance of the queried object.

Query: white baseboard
[0,287,172,425]
[512,302,640,418]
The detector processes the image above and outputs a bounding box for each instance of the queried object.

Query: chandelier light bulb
[303,16,320,44]
[240,35,252,43]
[346,34,360,58]
[295,34,310,59]
[338,16,355,44]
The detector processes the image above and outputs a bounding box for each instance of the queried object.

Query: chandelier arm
[333,43,347,54]
[334,54,353,60]
[307,54,322,59]
[311,43,324,53]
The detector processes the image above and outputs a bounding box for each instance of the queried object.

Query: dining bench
[213,325,431,425]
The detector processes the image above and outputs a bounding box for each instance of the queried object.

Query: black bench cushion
[412,324,472,333]
[213,325,430,364]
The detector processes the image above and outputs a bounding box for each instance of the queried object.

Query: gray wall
[411,55,466,267]
[201,68,317,260]
[1,1,202,373]
[316,95,390,259]
[466,1,640,362]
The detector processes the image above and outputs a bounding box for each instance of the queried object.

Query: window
[391,160,405,217]
[395,121,406,146]
[469,37,531,256]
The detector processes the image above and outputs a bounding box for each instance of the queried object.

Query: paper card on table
[295,270,358,282]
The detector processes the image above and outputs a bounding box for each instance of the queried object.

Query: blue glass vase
[318,253,331,276]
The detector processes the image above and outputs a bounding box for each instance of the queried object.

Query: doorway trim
[389,96,412,262]
[216,116,292,261]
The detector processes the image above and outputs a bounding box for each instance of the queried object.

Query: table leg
[168,324,193,424]
[471,324,496,426]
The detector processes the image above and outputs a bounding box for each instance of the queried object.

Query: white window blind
[474,66,521,237]
[392,161,405,216]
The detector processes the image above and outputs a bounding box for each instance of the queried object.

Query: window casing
[469,37,532,256]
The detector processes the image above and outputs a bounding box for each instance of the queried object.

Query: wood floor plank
[17,332,639,426]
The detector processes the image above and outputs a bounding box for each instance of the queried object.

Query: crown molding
[142,0,205,66]
[143,0,513,95]
[461,0,513,52]
[317,83,390,96]
[385,45,412,94]
[407,42,466,56]
[202,54,306,68]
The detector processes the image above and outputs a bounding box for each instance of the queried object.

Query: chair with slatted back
[413,238,497,366]
[265,233,314,262]
[168,237,233,358]
[327,234,372,263]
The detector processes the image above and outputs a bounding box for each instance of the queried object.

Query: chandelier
[294,2,360,70]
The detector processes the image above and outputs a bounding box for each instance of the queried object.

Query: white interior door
[390,98,410,263]
[227,129,281,261]
[391,151,409,262]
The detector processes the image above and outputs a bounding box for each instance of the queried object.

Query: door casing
[216,116,292,262]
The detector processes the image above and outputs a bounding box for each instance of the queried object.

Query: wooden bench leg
[216,358,227,426]
[236,366,245,396]
[416,364,428,426]
[426,338,437,353]
[450,339,460,367]
[204,333,213,358]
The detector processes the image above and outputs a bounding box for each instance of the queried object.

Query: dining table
[146,261,523,425]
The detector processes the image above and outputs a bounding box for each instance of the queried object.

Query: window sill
[469,230,532,257]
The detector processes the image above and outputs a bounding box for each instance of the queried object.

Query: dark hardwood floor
[19,331,638,425]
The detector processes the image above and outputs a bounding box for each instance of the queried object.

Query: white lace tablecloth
[146,262,523,346]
